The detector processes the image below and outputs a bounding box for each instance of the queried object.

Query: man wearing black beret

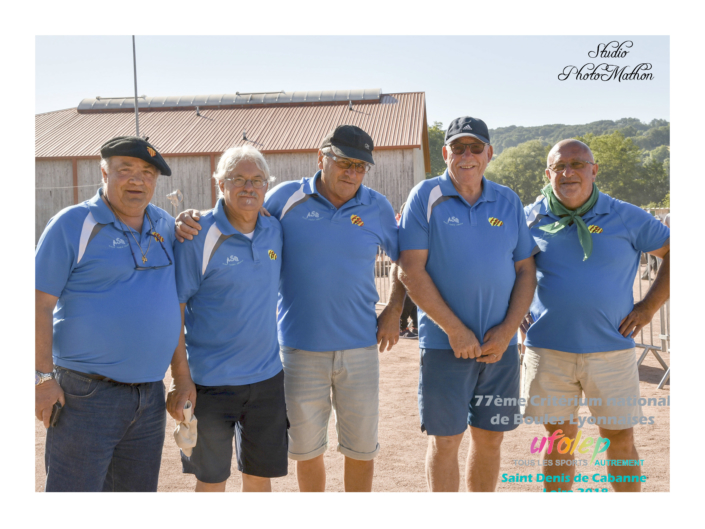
[35,136,183,491]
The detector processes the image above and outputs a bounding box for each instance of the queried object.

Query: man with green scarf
[521,139,670,492]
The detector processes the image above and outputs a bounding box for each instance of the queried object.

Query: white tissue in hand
[174,400,197,457]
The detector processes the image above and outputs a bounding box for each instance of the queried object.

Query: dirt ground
[35,265,670,492]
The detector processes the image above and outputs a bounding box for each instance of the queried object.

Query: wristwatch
[35,370,55,386]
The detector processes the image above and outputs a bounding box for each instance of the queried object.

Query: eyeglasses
[448,142,488,155]
[223,176,268,188]
[548,160,597,173]
[323,151,371,174]
[120,211,173,271]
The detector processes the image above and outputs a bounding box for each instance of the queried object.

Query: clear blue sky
[36,35,669,129]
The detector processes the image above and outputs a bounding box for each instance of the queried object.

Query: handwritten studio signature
[558,40,653,82]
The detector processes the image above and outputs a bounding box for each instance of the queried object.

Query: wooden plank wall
[35,160,73,243]
[35,148,422,242]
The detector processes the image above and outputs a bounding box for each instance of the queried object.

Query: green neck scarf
[539,183,600,261]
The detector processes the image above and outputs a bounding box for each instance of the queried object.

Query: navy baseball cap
[320,125,375,165]
[445,117,490,145]
[100,136,172,176]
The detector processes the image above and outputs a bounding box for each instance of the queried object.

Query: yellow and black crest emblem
[146,146,157,157]
[488,217,504,227]
[268,250,277,260]
[350,214,364,227]
[588,225,603,234]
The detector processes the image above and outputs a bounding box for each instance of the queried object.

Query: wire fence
[634,252,670,388]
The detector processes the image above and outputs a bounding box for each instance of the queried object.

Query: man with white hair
[522,139,670,492]
[167,145,287,492]
[176,125,404,492]
[35,136,180,492]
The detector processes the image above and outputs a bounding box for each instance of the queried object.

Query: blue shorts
[418,345,520,436]
[182,370,288,482]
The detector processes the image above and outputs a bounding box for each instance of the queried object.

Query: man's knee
[544,422,578,438]
[429,433,464,454]
[600,427,636,452]
[469,426,504,449]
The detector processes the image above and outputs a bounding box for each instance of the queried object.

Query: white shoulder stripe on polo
[526,200,546,228]
[280,183,307,221]
[77,211,98,264]
[202,223,223,275]
[427,185,443,223]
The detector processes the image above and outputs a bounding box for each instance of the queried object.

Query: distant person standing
[397,202,418,339]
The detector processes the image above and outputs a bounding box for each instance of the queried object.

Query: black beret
[100,136,171,176]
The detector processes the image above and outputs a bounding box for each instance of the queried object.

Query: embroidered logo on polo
[444,216,463,226]
[109,237,128,249]
[351,214,364,226]
[147,146,156,157]
[588,225,603,234]
[225,255,242,266]
[303,211,322,221]
[488,217,504,227]
[268,250,277,260]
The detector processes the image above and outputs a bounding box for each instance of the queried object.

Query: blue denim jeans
[45,367,166,492]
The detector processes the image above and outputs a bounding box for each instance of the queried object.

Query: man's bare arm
[398,249,481,359]
[477,256,537,363]
[166,303,197,422]
[619,243,670,338]
[36,290,65,428]
[376,263,406,352]
[175,207,271,242]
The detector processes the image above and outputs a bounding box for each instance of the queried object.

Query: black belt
[58,367,146,387]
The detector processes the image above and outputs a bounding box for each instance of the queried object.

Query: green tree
[484,140,550,205]
[577,131,668,207]
[428,121,447,177]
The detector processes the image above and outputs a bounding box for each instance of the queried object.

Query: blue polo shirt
[523,193,670,353]
[175,199,283,386]
[399,172,538,350]
[35,190,181,383]
[264,171,399,352]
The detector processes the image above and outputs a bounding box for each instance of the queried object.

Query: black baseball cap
[100,136,172,176]
[445,116,490,145]
[320,125,375,165]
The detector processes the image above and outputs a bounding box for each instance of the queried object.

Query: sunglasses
[323,151,371,174]
[448,142,488,155]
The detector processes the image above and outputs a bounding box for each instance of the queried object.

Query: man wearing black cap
[398,117,538,491]
[176,125,404,492]
[35,136,182,491]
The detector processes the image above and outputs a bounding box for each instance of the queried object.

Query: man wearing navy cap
[521,139,670,492]
[35,136,181,492]
[176,125,405,492]
[398,117,538,492]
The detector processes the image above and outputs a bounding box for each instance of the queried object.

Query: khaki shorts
[280,345,380,461]
[522,347,643,430]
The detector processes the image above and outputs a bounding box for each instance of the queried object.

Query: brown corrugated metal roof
[36,92,427,158]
